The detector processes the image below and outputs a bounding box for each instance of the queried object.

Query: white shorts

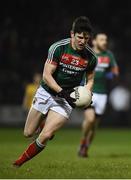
[92,93,108,115]
[32,86,72,119]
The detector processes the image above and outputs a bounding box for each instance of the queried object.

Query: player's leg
[82,107,96,137]
[78,93,107,157]
[24,86,51,138]
[36,96,72,141]
[30,114,47,141]
[38,110,67,143]
[78,93,97,157]
[85,97,107,147]
[13,110,68,167]
[34,117,55,141]
[78,107,96,157]
[23,107,45,138]
[82,114,101,154]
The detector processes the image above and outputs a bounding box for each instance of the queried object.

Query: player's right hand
[57,89,76,108]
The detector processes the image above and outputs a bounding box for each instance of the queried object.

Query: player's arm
[106,66,119,80]
[43,62,75,107]
[110,52,119,76]
[85,54,97,91]
[85,71,95,91]
[111,66,119,76]
[43,44,75,107]
[106,52,119,79]
[43,44,63,93]
[43,62,62,93]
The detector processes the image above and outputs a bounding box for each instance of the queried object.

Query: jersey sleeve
[109,51,118,67]
[87,55,97,72]
[46,43,61,66]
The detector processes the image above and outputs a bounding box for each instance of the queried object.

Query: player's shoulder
[85,45,97,60]
[105,50,117,66]
[106,50,115,57]
[49,38,70,51]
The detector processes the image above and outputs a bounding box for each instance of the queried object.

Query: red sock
[80,138,89,148]
[81,138,86,145]
[13,139,45,167]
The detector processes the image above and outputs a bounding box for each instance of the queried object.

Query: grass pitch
[0,127,131,179]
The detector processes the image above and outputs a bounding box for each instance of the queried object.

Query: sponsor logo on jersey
[98,56,110,64]
[61,53,88,68]
[97,56,110,68]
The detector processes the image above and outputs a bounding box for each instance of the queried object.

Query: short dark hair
[72,16,93,34]
[93,30,108,39]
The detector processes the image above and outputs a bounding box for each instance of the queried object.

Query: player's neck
[93,47,102,54]
[71,38,77,50]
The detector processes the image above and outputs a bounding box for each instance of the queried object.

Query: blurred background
[0,0,131,127]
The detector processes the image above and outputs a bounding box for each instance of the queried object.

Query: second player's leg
[78,108,96,157]
[85,115,101,145]
[82,108,96,136]
[84,93,108,147]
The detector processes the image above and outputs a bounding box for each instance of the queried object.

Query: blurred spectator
[109,83,131,126]
[109,86,131,111]
[22,73,41,112]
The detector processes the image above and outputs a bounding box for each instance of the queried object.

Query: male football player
[13,16,97,167]
[78,32,119,157]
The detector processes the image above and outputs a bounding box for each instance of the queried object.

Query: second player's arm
[111,66,119,76]
[85,71,95,92]
[43,62,62,93]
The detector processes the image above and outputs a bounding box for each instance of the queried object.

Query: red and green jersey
[93,50,118,94]
[41,38,97,94]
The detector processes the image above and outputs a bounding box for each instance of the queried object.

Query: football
[70,86,92,107]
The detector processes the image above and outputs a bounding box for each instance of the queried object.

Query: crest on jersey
[33,97,37,104]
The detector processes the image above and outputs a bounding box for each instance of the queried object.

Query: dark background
[0,0,131,126]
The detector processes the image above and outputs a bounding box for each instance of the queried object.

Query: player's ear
[70,31,75,38]
[92,39,96,46]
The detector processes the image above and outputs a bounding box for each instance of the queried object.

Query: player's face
[93,34,108,51]
[71,32,90,50]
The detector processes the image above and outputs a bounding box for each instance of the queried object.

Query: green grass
[0,127,131,178]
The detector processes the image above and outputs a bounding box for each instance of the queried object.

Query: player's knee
[87,115,95,124]
[23,129,34,138]
[84,109,95,124]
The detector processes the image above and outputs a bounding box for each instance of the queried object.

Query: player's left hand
[57,89,76,108]
[105,72,115,80]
